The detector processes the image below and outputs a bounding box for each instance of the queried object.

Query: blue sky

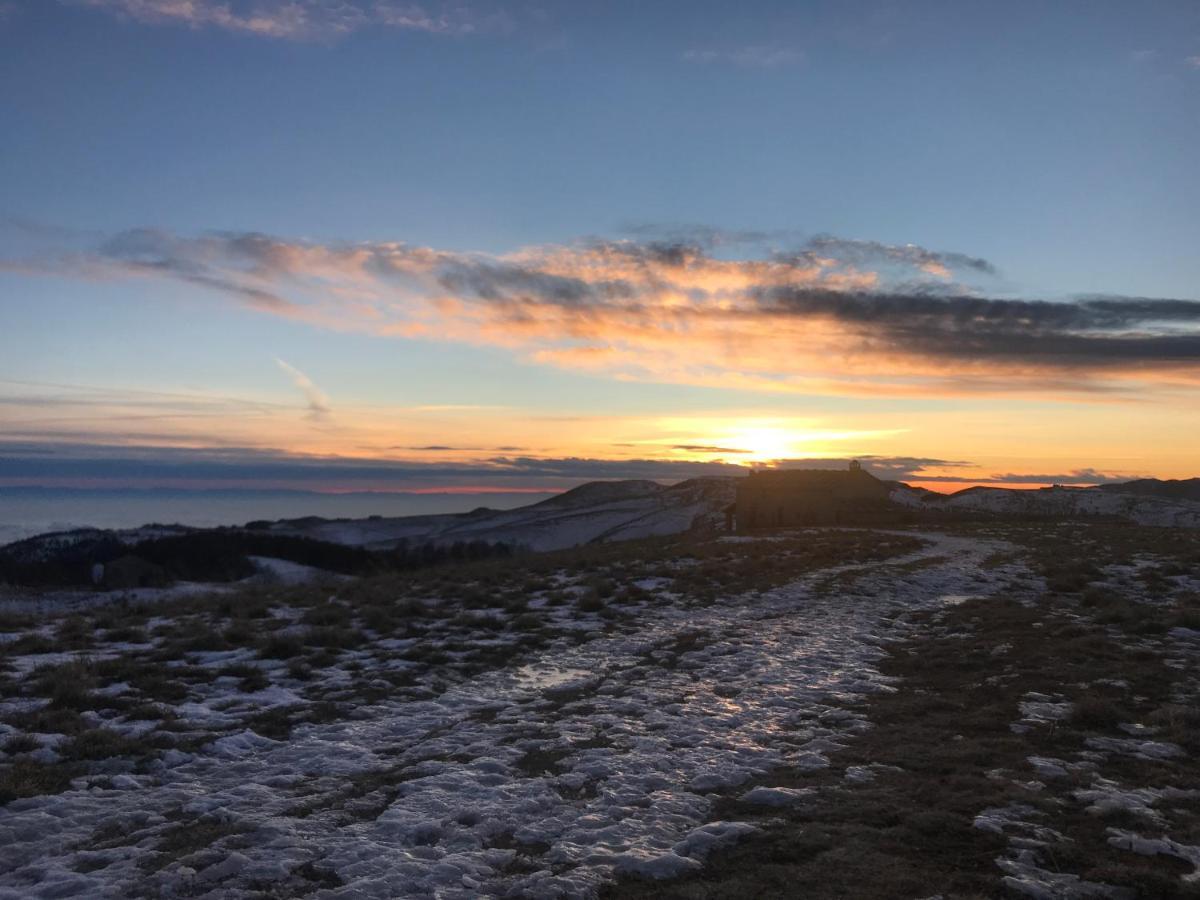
[1,1,1198,492]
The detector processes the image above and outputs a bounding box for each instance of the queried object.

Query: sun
[729,427,798,463]
[665,416,900,464]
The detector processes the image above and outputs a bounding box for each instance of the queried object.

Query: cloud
[620,223,804,250]
[274,358,331,421]
[975,468,1135,486]
[801,235,997,277]
[672,444,753,454]
[1186,56,1200,68]
[0,440,1155,493]
[6,224,1200,398]
[395,445,530,451]
[765,456,971,481]
[786,459,1134,486]
[0,441,747,489]
[682,45,803,68]
[66,0,511,41]
[759,287,1200,369]
[0,440,1002,491]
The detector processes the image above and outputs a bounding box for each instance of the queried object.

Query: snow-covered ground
[276,478,736,552]
[0,530,1029,898]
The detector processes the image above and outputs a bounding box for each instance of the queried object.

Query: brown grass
[606,538,1199,900]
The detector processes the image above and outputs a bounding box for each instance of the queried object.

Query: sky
[1,0,1198,494]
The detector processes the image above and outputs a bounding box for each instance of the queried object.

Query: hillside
[9,474,1200,593]
[0,478,737,590]
[268,477,736,552]
[1096,477,1200,503]
[890,482,1200,527]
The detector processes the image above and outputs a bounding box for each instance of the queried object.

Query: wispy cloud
[978,468,1136,486]
[397,445,530,452]
[1186,55,1200,69]
[66,0,512,41]
[682,45,803,68]
[274,358,331,421]
[6,224,1200,399]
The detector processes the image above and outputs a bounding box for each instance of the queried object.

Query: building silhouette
[733,460,893,530]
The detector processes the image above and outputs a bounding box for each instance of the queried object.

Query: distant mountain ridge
[891,479,1200,527]
[1095,478,1200,503]
[268,477,737,552]
[5,475,1200,570]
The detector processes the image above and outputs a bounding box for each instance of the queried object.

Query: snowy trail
[0,532,1024,899]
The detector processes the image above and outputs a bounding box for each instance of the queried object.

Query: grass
[1070,695,1131,731]
[1148,704,1200,755]
[33,659,99,711]
[258,633,306,660]
[60,728,146,762]
[607,526,1200,899]
[140,819,252,872]
[2,733,40,754]
[0,759,76,804]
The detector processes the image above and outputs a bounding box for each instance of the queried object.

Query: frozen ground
[0,529,1014,898]
[2,525,1196,898]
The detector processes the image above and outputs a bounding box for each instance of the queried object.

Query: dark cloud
[438,260,633,309]
[620,223,799,249]
[0,442,1153,492]
[0,442,744,488]
[393,445,531,452]
[802,235,998,276]
[0,443,987,489]
[99,228,299,313]
[760,287,1200,368]
[769,459,1136,485]
[975,468,1136,486]
[772,456,970,480]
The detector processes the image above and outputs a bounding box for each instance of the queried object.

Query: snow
[1084,737,1185,761]
[205,731,284,759]
[247,556,344,585]
[1027,757,1070,780]
[997,853,1130,900]
[275,478,737,552]
[739,786,814,806]
[0,531,1035,897]
[1107,830,1200,879]
[1012,693,1074,734]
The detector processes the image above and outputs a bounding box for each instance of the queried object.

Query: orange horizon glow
[0,472,1127,496]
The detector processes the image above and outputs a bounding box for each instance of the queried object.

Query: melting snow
[0,532,1025,898]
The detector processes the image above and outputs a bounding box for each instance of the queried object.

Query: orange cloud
[8,226,1200,400]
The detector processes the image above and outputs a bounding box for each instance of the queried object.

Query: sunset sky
[2,1,1198,494]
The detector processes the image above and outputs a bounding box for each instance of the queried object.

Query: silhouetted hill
[891,481,1200,527]
[1095,478,1200,503]
[529,479,663,509]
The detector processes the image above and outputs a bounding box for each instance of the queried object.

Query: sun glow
[728,427,803,462]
